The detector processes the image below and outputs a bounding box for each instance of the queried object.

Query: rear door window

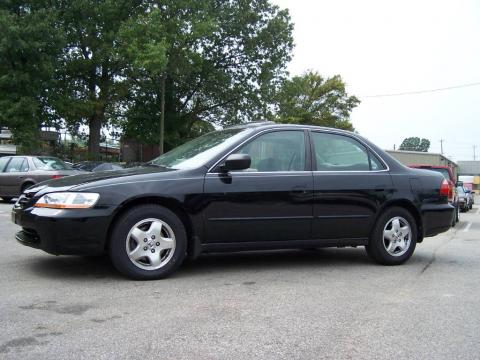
[5,157,28,172]
[312,132,373,171]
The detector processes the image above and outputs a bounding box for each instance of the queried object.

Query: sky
[272,0,480,161]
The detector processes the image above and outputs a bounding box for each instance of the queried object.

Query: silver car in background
[0,156,85,202]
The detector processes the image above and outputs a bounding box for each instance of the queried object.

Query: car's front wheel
[366,207,417,265]
[109,204,187,280]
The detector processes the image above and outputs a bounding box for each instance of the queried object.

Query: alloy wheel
[125,218,176,270]
[383,216,411,257]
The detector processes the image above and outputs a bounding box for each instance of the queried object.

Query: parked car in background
[12,123,454,280]
[457,186,470,212]
[408,165,459,226]
[72,161,124,172]
[464,188,474,210]
[0,156,85,202]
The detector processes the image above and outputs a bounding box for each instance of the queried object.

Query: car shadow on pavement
[24,248,374,280]
[177,247,374,278]
[26,255,124,281]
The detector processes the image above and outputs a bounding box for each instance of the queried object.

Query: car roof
[226,121,355,135]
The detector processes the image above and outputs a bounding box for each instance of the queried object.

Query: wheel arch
[374,200,424,243]
[20,179,36,193]
[105,195,197,256]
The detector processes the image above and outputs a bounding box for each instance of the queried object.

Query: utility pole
[439,139,444,155]
[474,145,477,161]
[159,73,166,155]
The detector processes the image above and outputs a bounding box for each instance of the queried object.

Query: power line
[362,81,480,98]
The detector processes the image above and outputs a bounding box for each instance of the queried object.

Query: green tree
[118,0,293,151]
[53,0,149,158]
[0,1,62,152]
[272,71,359,131]
[399,137,430,152]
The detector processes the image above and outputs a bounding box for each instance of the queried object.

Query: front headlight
[34,192,100,209]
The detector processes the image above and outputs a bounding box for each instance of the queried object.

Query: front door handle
[290,186,308,195]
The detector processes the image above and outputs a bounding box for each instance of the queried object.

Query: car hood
[26,166,174,194]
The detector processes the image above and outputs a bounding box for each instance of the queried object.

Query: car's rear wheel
[21,182,35,194]
[109,204,187,280]
[452,204,459,227]
[366,207,417,265]
[1,197,13,203]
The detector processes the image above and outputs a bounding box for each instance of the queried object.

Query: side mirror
[219,154,251,173]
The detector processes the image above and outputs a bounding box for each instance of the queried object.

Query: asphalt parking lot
[1,200,479,359]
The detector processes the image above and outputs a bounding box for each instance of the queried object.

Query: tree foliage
[399,137,430,152]
[272,71,360,131]
[53,0,149,156]
[119,0,294,150]
[1,1,362,158]
[0,1,62,152]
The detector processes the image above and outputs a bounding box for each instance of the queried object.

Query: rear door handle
[375,185,386,192]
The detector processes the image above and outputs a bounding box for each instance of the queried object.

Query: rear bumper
[421,203,455,238]
[12,203,114,256]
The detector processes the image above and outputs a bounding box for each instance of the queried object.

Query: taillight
[439,179,451,199]
[51,175,63,180]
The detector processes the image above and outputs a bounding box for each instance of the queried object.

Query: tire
[21,182,35,194]
[109,204,187,280]
[456,205,459,222]
[1,197,13,203]
[452,205,459,227]
[365,207,417,265]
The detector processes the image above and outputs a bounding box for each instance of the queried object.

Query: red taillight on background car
[51,175,63,180]
[439,179,451,199]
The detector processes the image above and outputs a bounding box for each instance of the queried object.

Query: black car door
[203,129,313,244]
[310,131,393,241]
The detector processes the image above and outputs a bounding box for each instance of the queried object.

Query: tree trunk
[88,113,102,159]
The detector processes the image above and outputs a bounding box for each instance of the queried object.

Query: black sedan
[12,123,454,279]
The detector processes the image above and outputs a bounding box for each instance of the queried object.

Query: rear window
[423,168,450,180]
[0,157,10,172]
[33,157,72,171]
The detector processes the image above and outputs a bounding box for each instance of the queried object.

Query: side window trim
[0,157,11,173]
[309,130,389,172]
[22,157,30,172]
[209,129,310,173]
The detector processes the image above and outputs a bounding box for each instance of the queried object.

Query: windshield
[33,157,72,171]
[457,186,465,195]
[151,128,253,169]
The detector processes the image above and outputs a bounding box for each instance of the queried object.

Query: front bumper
[421,203,455,238]
[12,198,114,256]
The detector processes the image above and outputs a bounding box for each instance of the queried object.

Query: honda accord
[12,123,454,279]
